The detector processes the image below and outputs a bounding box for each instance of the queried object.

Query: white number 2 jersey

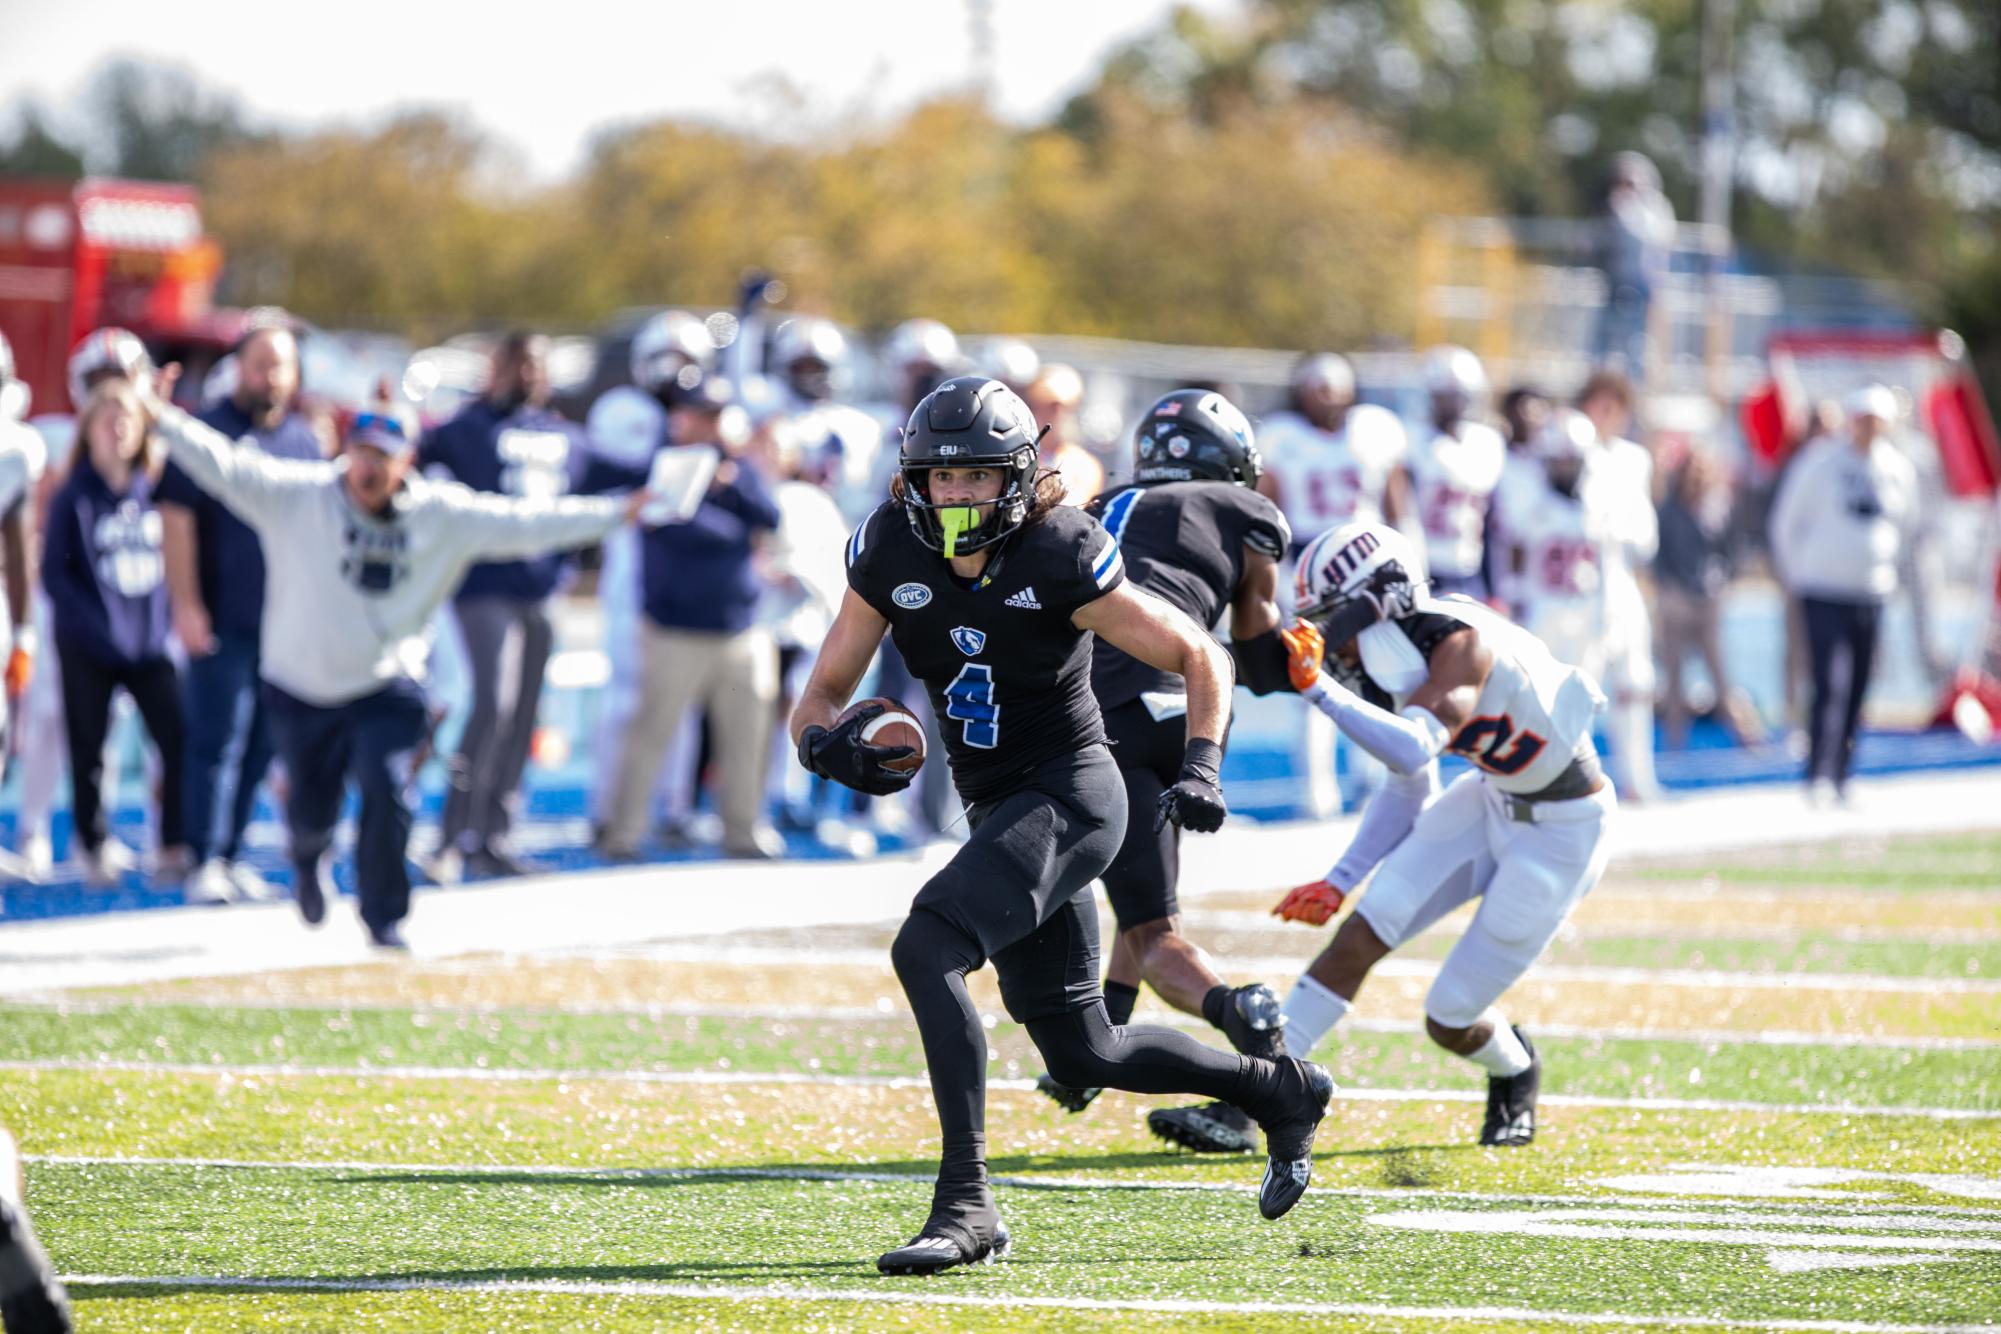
[1407,419,1505,580]
[1394,596,1606,796]
[1260,404,1406,539]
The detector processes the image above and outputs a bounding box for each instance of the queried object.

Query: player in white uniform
[1257,353,1407,817]
[1399,346,1506,600]
[1577,372,1661,801]
[1167,521,1613,1150]
[768,317,886,526]
[1258,353,1406,540]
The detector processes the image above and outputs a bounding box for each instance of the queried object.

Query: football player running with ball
[1030,390,1299,1149]
[792,377,1332,1275]
[1160,520,1614,1150]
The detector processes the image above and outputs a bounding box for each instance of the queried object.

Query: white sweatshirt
[156,407,625,706]
[1768,436,1917,603]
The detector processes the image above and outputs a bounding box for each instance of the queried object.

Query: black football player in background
[1033,390,1304,1158]
[792,377,1332,1275]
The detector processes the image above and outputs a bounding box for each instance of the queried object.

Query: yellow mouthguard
[940,505,982,558]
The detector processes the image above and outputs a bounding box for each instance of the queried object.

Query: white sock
[1280,975,1351,1058]
[1461,1010,1531,1077]
[1614,699,1657,793]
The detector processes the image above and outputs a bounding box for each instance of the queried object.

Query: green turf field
[6,829,1998,1331]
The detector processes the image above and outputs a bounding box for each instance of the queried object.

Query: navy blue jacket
[44,455,173,666]
[418,400,647,602]
[155,399,323,642]
[641,453,783,634]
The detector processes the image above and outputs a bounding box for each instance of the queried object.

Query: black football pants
[889,745,1256,1162]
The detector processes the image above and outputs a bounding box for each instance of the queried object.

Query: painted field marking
[51,1273,2001,1333]
[1366,1204,2001,1272]
[1591,1165,2001,1203]
[27,1154,2001,1219]
[523,943,2001,996]
[10,996,1994,1051]
[7,1058,1996,1121]
[1176,907,2001,948]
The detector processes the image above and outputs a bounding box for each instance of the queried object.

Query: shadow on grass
[343,1140,1476,1193]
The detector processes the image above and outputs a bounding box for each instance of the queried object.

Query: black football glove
[1155,737,1228,833]
[798,702,917,796]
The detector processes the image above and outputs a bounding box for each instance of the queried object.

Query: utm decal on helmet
[1295,520,1433,695]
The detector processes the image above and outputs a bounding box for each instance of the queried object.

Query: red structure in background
[0,177,222,412]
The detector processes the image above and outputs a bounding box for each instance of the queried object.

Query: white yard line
[13,994,1990,1051]
[50,1273,2000,1332]
[524,942,2001,995]
[9,1058,1995,1120]
[28,1153,2001,1217]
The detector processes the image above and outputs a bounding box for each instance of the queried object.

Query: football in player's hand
[840,698,925,773]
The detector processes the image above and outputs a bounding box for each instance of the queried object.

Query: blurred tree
[84,59,258,182]
[200,113,552,339]
[0,104,86,178]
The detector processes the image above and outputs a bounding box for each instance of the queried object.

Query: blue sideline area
[2,717,1996,924]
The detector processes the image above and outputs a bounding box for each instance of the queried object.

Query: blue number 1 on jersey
[945,664,1001,749]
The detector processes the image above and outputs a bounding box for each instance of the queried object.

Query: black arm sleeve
[1232,626,1294,696]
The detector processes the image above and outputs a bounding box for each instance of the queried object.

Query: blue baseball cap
[347,410,415,457]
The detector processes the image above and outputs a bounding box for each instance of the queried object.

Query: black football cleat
[1146,1100,1258,1154]
[1251,1058,1334,1220]
[877,1217,1011,1276]
[1033,1074,1104,1115]
[1479,1026,1540,1148]
[0,1194,73,1334]
[1216,983,1288,1060]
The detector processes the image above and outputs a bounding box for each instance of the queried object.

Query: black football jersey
[1084,481,1290,709]
[847,500,1128,804]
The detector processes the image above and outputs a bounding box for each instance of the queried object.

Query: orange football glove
[1273,878,1345,926]
[1278,619,1325,693]
[4,646,30,700]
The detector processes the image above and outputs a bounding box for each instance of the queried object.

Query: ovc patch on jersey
[892,582,932,609]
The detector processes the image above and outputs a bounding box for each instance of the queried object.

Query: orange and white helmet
[67,327,152,411]
[1296,521,1423,629]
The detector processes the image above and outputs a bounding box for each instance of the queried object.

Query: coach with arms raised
[134,374,649,948]
[158,324,322,905]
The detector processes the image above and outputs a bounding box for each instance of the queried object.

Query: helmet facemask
[899,448,1036,558]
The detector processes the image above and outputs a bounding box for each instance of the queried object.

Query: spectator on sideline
[41,382,189,887]
[1594,151,1674,379]
[1655,451,1764,750]
[137,377,648,949]
[14,330,153,881]
[1023,362,1104,505]
[600,374,784,861]
[0,333,42,819]
[158,325,321,905]
[1768,384,1918,804]
[417,332,646,880]
[1577,369,1662,802]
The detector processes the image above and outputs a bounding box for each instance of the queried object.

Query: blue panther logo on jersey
[950,626,986,656]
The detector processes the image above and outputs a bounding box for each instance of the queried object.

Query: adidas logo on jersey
[1004,586,1042,610]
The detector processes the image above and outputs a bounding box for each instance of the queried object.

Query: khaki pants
[606,623,778,851]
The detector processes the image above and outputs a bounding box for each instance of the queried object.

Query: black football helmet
[1132,389,1261,487]
[898,376,1040,556]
